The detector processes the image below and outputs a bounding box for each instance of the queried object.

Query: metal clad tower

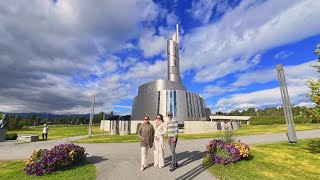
[131,24,209,124]
[167,24,181,83]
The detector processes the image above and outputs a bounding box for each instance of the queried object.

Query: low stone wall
[100,120,131,135]
[100,120,240,135]
[184,121,240,134]
[17,134,39,142]
[0,129,7,142]
[100,120,110,132]
[184,121,218,134]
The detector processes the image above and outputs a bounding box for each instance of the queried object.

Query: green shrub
[218,128,235,144]
[249,116,303,125]
[5,133,18,140]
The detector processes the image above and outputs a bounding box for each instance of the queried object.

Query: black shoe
[169,167,175,171]
[175,163,179,168]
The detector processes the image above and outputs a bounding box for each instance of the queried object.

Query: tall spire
[167,24,181,83]
[171,24,179,43]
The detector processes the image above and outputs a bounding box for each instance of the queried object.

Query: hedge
[249,116,303,125]
[5,133,18,140]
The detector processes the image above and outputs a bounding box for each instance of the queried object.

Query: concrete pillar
[119,120,130,136]
[109,120,119,135]
[231,121,240,130]
[0,129,7,142]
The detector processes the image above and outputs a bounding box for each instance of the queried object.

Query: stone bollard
[109,120,119,135]
[119,120,130,136]
[232,121,240,130]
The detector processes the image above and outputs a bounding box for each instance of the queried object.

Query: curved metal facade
[131,25,209,124]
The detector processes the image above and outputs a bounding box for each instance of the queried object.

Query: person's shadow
[86,155,108,164]
[164,150,207,168]
[163,151,208,180]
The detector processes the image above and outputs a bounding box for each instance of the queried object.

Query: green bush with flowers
[24,143,88,176]
[206,129,250,165]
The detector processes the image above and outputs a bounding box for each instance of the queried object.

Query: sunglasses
[168,115,172,117]
[156,117,161,119]
[144,119,149,120]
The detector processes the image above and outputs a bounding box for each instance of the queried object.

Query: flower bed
[207,139,250,165]
[24,144,88,176]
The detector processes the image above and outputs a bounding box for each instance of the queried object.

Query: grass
[75,123,320,143]
[75,133,139,143]
[8,124,101,140]
[0,160,96,180]
[179,123,320,139]
[203,138,320,180]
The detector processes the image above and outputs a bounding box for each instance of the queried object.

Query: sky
[0,0,319,115]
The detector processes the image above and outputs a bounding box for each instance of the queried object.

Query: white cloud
[123,60,167,81]
[275,51,293,59]
[181,0,320,83]
[138,29,167,57]
[114,105,132,109]
[166,12,179,26]
[0,0,162,113]
[202,85,239,98]
[193,54,260,82]
[205,60,318,112]
[232,60,318,87]
[214,84,312,112]
[103,60,118,73]
[187,0,232,24]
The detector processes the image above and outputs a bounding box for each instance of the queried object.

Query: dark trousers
[42,133,47,140]
[168,137,178,168]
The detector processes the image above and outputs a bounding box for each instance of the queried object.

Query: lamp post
[88,97,95,137]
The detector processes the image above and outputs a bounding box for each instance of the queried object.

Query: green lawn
[75,124,320,143]
[204,138,320,180]
[179,124,320,139]
[0,160,96,180]
[8,124,101,140]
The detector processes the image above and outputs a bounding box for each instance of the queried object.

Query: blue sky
[0,0,319,115]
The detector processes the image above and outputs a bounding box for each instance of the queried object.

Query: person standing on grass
[153,114,166,168]
[138,115,155,171]
[42,124,49,140]
[166,111,179,171]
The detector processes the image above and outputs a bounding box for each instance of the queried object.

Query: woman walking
[153,114,166,168]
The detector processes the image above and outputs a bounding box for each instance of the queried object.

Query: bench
[17,134,39,142]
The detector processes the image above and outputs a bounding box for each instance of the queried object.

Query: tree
[94,111,104,124]
[229,110,241,116]
[302,44,320,123]
[242,108,257,116]
[107,111,114,120]
[214,111,226,115]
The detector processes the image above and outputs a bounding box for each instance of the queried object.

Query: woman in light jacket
[153,114,166,168]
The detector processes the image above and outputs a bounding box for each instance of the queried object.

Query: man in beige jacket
[138,115,155,171]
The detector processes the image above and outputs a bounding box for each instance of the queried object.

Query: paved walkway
[1,129,320,180]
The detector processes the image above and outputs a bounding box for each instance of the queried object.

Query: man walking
[138,116,155,171]
[166,111,179,171]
